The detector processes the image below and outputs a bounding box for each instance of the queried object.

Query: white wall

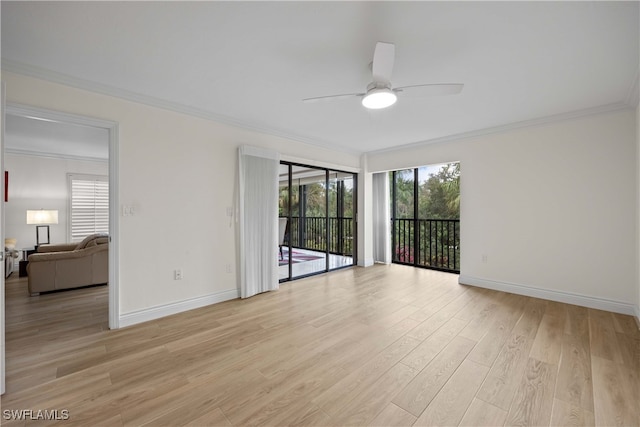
[368,109,637,315]
[2,72,360,321]
[4,154,108,255]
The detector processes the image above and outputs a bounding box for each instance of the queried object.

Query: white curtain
[372,172,391,264]
[238,146,280,298]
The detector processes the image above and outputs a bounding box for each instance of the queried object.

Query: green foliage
[393,162,460,220]
[391,163,461,271]
[278,175,356,256]
[392,169,415,219]
[279,179,354,219]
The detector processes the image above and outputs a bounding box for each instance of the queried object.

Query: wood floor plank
[408,286,467,322]
[143,401,230,427]
[119,367,263,426]
[63,374,190,427]
[223,364,347,427]
[369,403,417,427]
[529,312,564,365]
[313,335,421,417]
[67,413,124,427]
[271,403,333,427]
[457,292,506,342]
[555,333,594,411]
[611,312,639,335]
[550,398,595,426]
[476,298,546,411]
[406,308,456,342]
[615,332,640,371]
[565,304,589,337]
[337,316,422,373]
[591,355,639,427]
[505,358,558,427]
[466,292,528,367]
[183,408,231,427]
[588,309,625,364]
[452,287,496,321]
[414,359,489,426]
[332,363,419,426]
[544,300,568,320]
[392,336,476,417]
[458,398,508,427]
[400,317,468,371]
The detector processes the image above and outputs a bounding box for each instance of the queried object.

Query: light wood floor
[2,265,639,426]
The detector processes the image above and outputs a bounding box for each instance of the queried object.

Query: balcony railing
[393,218,460,273]
[281,216,354,256]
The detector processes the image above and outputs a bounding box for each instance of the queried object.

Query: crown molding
[1,59,362,157]
[368,102,633,156]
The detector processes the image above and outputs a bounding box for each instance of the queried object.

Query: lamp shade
[26,210,59,225]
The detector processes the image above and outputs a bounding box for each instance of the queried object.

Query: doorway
[3,103,119,326]
[279,162,356,281]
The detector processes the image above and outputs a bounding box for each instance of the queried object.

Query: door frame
[279,161,358,282]
[1,83,6,395]
[4,103,120,329]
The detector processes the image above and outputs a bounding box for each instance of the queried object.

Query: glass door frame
[279,161,357,283]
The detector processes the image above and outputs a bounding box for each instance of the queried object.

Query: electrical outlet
[226,263,232,273]
[174,269,183,280]
[482,254,488,264]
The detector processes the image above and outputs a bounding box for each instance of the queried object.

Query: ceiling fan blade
[302,93,364,103]
[394,83,464,97]
[372,42,395,85]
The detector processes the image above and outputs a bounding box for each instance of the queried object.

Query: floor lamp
[26,209,59,247]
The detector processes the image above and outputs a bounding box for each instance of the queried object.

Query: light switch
[122,205,135,216]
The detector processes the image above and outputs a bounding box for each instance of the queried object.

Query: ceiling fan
[303,42,464,110]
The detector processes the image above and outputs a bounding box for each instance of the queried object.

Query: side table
[19,248,37,277]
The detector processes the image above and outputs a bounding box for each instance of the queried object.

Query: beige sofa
[27,233,109,296]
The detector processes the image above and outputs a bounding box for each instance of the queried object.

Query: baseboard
[119,288,240,328]
[634,306,640,330]
[459,275,636,316]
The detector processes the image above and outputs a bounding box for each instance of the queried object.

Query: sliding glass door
[279,162,356,282]
[391,162,460,273]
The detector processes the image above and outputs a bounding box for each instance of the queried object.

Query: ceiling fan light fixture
[362,88,397,109]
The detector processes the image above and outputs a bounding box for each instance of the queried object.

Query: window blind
[69,174,109,241]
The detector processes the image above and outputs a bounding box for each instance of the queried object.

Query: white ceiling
[1,1,638,155]
[5,113,109,161]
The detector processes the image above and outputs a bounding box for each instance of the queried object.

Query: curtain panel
[372,172,391,264]
[238,146,280,298]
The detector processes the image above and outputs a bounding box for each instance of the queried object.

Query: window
[68,174,109,242]
[390,162,460,273]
